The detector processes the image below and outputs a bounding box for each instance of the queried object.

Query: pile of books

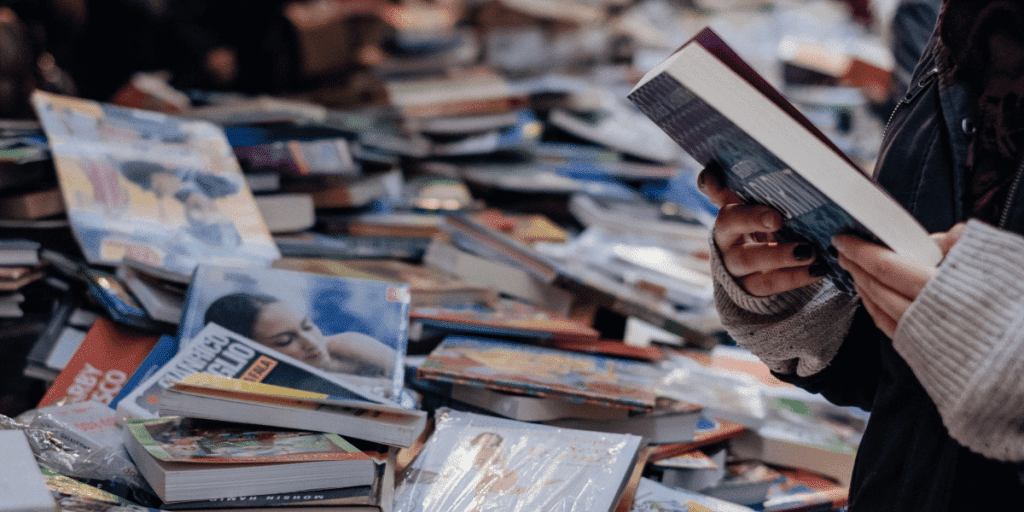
[0,1,913,511]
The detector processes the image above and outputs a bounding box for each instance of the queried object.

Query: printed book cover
[39,465,159,512]
[31,91,280,276]
[37,317,161,408]
[627,27,940,294]
[393,408,642,512]
[410,298,600,341]
[116,323,395,420]
[418,336,661,412]
[178,264,411,402]
[124,417,375,464]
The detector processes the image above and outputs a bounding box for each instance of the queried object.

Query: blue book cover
[178,264,411,402]
[108,334,179,410]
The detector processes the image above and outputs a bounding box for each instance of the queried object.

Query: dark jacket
[777,25,1024,511]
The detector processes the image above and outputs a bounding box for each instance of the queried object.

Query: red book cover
[37,318,160,408]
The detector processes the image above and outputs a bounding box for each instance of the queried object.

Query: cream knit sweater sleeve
[895,220,1024,462]
[710,237,860,377]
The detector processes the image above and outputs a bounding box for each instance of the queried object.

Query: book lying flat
[124,417,379,503]
[159,373,428,448]
[628,28,941,293]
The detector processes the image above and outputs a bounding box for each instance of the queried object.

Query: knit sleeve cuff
[710,234,858,377]
[895,220,1024,461]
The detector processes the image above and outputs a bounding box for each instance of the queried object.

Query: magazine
[31,91,280,275]
[178,264,411,402]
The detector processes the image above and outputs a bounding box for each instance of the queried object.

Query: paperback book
[418,335,661,412]
[116,323,394,420]
[627,27,941,293]
[393,408,642,512]
[31,91,280,275]
[159,373,428,448]
[178,263,411,402]
[124,417,378,503]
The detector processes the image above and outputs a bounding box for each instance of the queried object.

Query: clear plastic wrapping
[394,408,643,512]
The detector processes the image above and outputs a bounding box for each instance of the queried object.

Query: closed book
[159,373,427,448]
[627,27,940,293]
[0,430,57,512]
[124,417,379,503]
[37,317,160,408]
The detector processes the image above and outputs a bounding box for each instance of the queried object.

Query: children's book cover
[125,417,374,464]
[31,91,280,275]
[418,336,661,412]
[179,264,411,402]
[393,408,642,512]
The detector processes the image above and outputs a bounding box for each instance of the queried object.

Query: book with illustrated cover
[177,264,411,402]
[419,336,661,412]
[124,417,379,503]
[159,373,428,448]
[392,408,642,512]
[627,27,941,294]
[116,323,394,420]
[31,91,280,276]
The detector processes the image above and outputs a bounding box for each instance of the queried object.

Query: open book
[628,28,941,294]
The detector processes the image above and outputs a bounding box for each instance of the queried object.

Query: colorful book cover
[178,263,411,402]
[116,323,395,420]
[418,336,661,412]
[410,298,600,341]
[629,477,755,512]
[393,408,642,512]
[31,91,280,275]
[37,317,161,408]
[125,417,373,464]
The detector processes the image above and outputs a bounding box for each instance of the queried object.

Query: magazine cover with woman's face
[178,263,411,403]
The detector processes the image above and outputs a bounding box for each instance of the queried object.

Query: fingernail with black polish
[808,262,829,277]
[793,244,814,261]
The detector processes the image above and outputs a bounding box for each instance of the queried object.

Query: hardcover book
[178,264,411,402]
[418,336,661,412]
[124,417,378,503]
[627,27,941,293]
[392,408,642,512]
[31,91,280,276]
[115,323,393,420]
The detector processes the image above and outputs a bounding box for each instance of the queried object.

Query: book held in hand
[123,417,379,503]
[627,28,941,293]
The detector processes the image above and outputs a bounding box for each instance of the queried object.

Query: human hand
[698,165,824,296]
[832,222,967,337]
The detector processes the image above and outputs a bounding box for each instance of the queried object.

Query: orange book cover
[37,318,160,408]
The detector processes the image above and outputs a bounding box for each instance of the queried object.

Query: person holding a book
[204,291,397,377]
[699,1,1024,509]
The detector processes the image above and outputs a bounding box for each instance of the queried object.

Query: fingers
[697,165,743,207]
[713,203,783,249]
[931,221,969,257]
[832,234,934,299]
[739,264,826,297]
[840,255,904,338]
[722,241,815,276]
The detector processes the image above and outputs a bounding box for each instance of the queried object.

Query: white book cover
[393,408,642,512]
[0,430,57,512]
